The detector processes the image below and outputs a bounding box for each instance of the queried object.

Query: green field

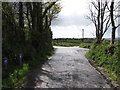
[53,38,95,48]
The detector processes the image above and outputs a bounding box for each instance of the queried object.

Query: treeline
[2,1,61,87]
[2,1,61,64]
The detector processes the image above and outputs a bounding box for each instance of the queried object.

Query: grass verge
[86,41,120,87]
[2,49,54,88]
[79,43,92,49]
[2,64,29,88]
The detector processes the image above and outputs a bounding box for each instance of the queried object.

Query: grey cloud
[51,14,91,26]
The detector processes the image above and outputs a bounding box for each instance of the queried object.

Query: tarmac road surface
[24,46,111,88]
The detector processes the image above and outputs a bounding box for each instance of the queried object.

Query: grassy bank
[86,41,120,85]
[2,49,54,88]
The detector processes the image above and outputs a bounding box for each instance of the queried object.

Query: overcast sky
[51,0,119,39]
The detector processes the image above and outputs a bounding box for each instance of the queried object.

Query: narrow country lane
[24,46,111,88]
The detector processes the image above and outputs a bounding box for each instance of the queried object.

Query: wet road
[25,46,110,88]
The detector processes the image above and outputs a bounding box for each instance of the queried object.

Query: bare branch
[103,18,111,35]
[103,15,110,23]
[116,24,120,28]
[91,2,99,10]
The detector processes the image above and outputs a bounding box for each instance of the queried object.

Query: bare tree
[87,0,111,43]
[109,0,120,45]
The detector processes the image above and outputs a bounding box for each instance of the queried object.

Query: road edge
[85,54,120,89]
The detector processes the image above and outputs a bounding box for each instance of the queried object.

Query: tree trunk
[19,2,25,46]
[19,2,24,28]
[45,15,48,29]
[37,2,43,32]
[96,1,101,43]
[111,27,116,45]
[110,1,116,45]
[26,3,31,29]
[32,2,37,31]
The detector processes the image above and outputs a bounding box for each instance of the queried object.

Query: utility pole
[82,29,84,42]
